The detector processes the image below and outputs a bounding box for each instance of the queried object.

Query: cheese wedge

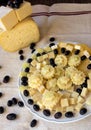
[0,6,18,30]
[15,1,32,21]
[0,17,40,52]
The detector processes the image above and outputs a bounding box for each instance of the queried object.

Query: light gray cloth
[0,4,91,130]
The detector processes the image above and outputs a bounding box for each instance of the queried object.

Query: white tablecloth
[1,4,91,130]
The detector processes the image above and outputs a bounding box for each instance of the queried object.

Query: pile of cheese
[19,42,91,114]
[0,1,40,52]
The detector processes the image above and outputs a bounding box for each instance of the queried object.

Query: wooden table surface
[27,0,91,5]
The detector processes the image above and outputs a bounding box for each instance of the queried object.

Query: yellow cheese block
[77,44,91,75]
[77,96,84,103]
[0,17,40,52]
[87,79,91,91]
[69,98,77,105]
[75,103,83,111]
[15,1,32,21]
[86,96,91,105]
[0,6,18,30]
[61,98,69,107]
[66,106,74,112]
[79,43,91,54]
[81,88,88,98]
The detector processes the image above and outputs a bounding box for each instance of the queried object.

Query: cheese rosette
[65,66,78,77]
[55,65,65,78]
[28,71,43,89]
[42,90,60,109]
[55,54,67,67]
[57,75,72,90]
[68,55,81,67]
[71,70,85,85]
[41,65,55,79]
[46,78,59,91]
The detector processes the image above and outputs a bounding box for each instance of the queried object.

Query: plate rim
[18,40,91,123]
[19,90,91,123]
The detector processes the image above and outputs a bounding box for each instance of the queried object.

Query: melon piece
[0,17,40,52]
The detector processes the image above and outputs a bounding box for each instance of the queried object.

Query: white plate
[19,91,91,123]
[18,37,91,123]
